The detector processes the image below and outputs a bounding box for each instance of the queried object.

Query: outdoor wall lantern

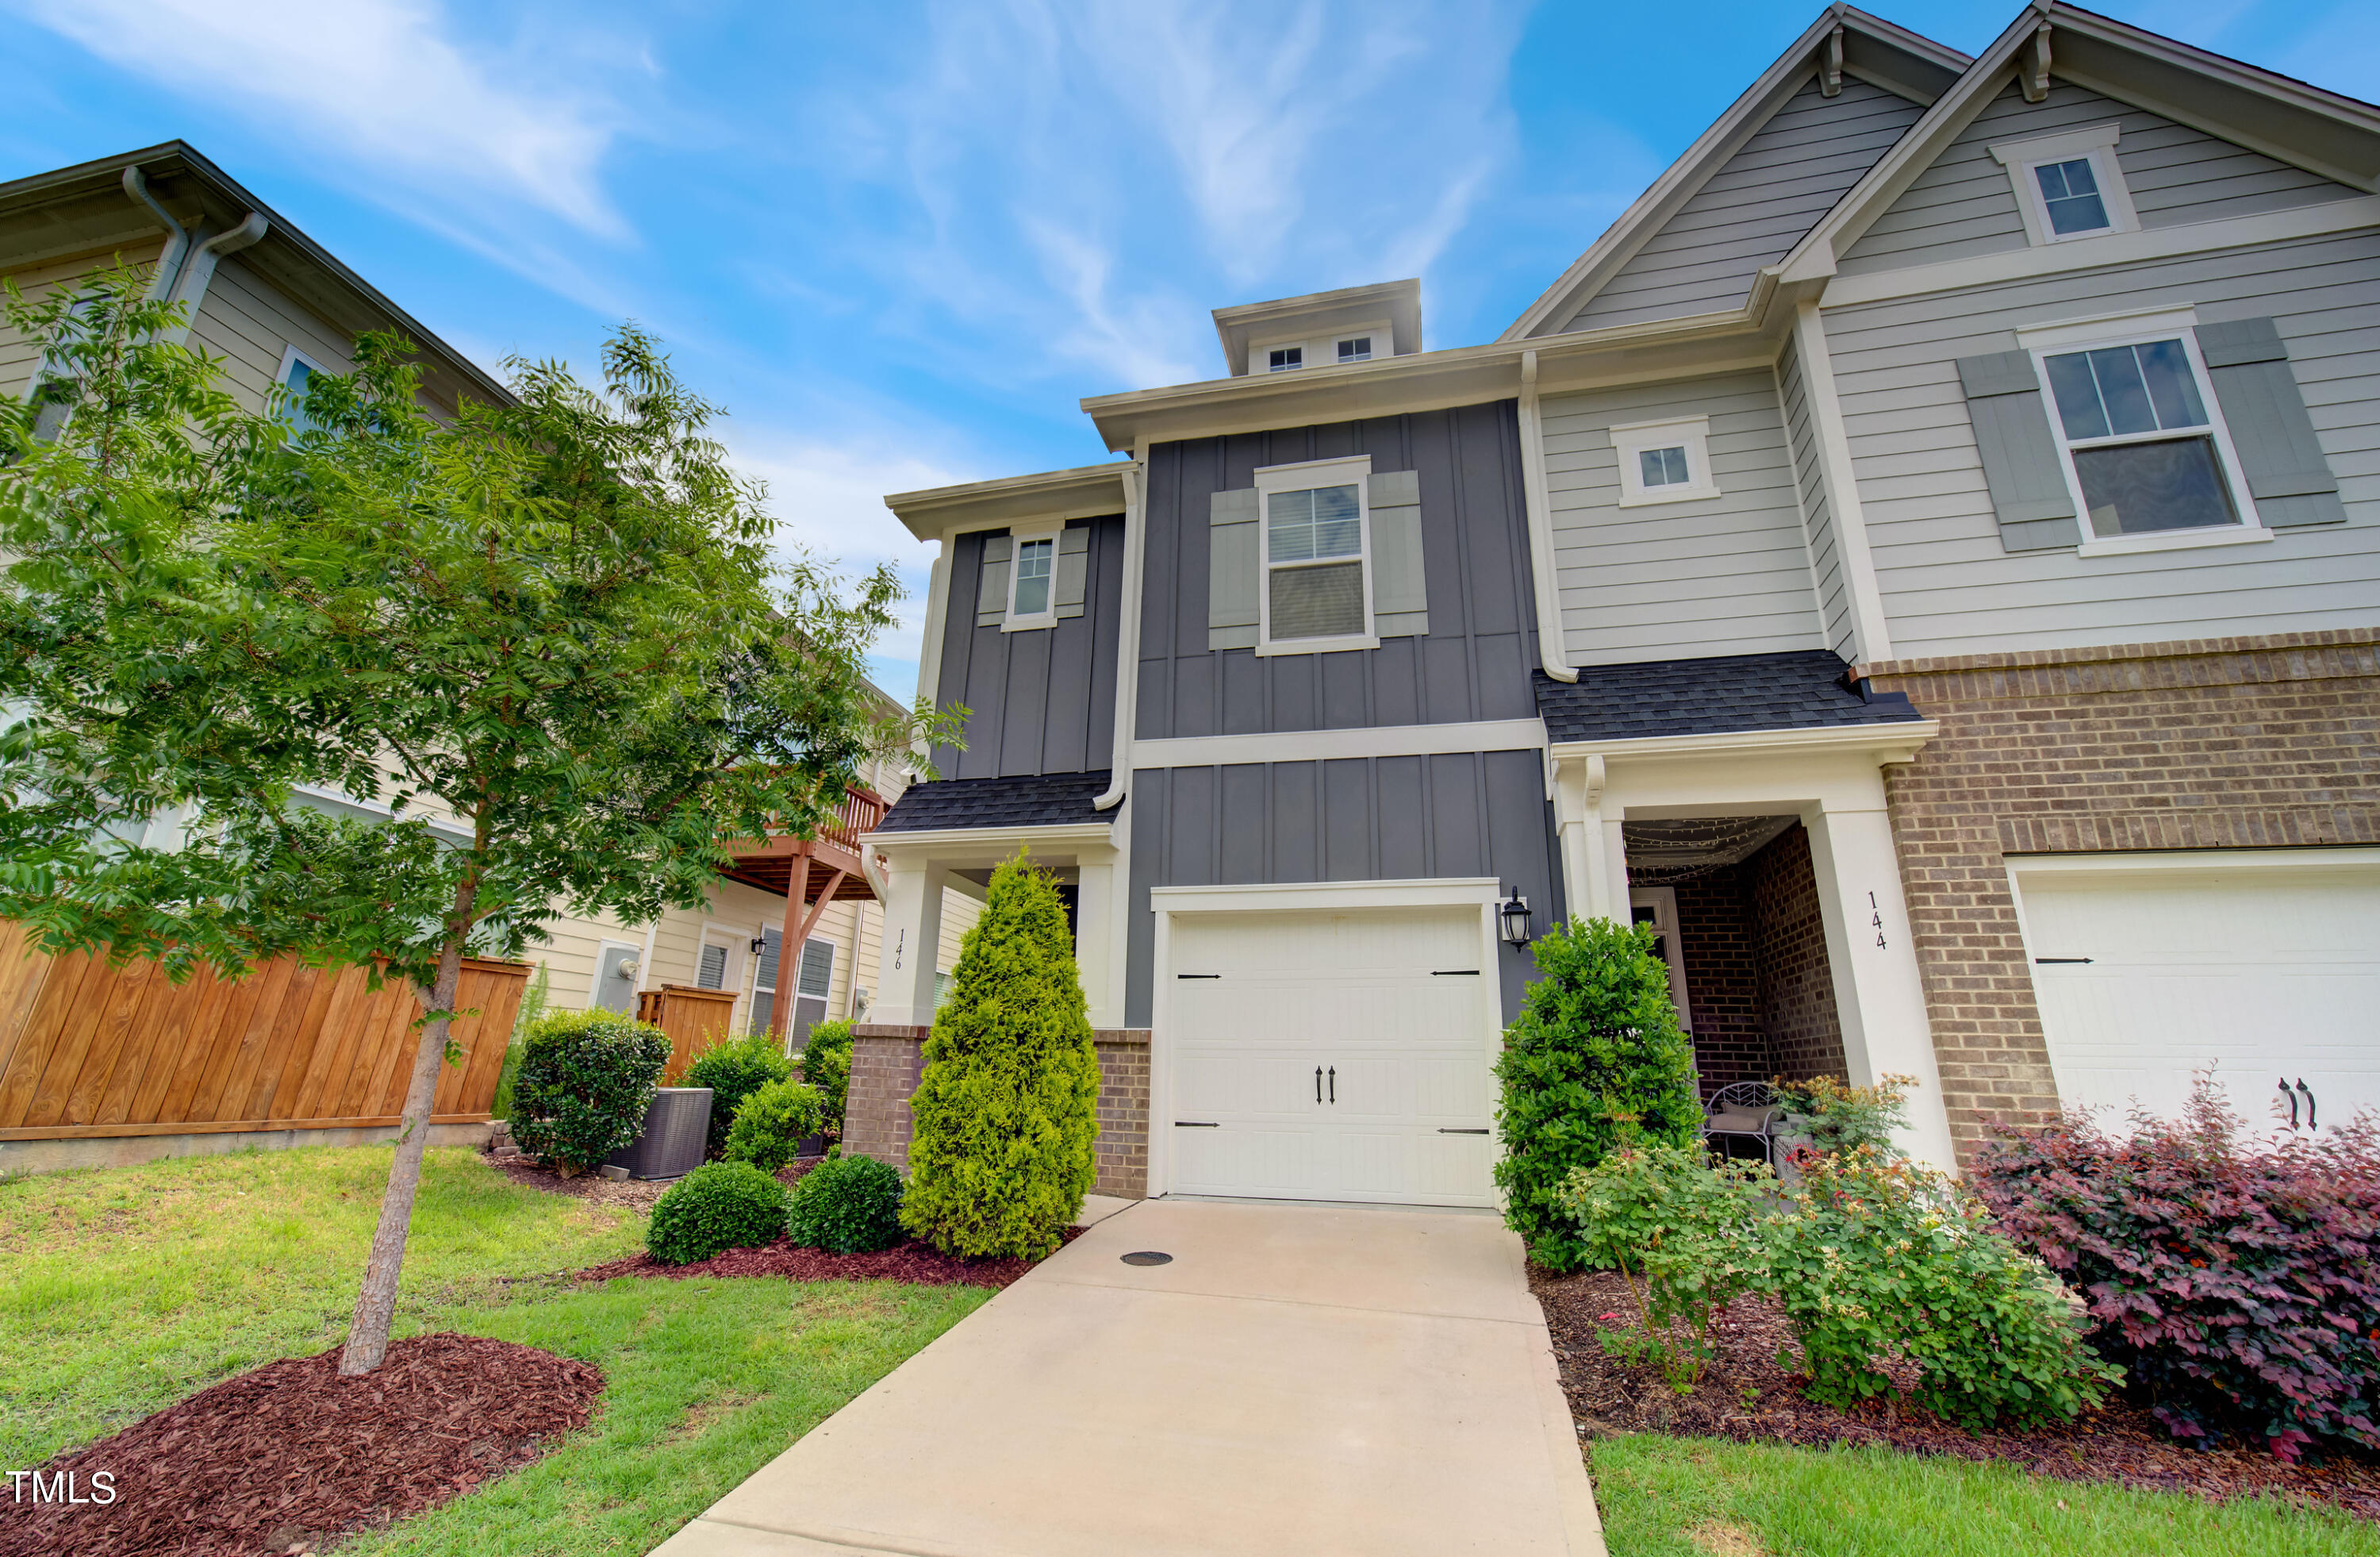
[749,933,770,958]
[1497,893,1534,947]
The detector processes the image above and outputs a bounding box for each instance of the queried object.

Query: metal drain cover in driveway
[1119,1251,1173,1266]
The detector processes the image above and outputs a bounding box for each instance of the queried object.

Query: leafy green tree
[900,855,1099,1259]
[0,271,955,1372]
[797,1017,855,1137]
[1495,916,1702,1271]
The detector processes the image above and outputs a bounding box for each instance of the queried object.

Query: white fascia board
[1150,877,1501,914]
[2009,846,2380,876]
[884,463,1134,544]
[1820,195,2380,309]
[1549,720,1939,764]
[862,821,1117,859]
[1132,718,1549,771]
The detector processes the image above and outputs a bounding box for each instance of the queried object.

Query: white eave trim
[1548,719,1939,763]
[862,821,1116,854]
[1150,877,1502,913]
[1131,717,1549,771]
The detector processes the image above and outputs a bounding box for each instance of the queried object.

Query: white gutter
[1092,459,1146,810]
[1517,351,1578,683]
[161,211,268,343]
[121,166,195,302]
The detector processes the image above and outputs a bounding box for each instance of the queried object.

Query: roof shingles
[873,770,1112,834]
[1534,651,1921,744]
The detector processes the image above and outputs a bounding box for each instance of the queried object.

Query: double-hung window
[2024,314,2260,547]
[276,344,327,435]
[1004,525,1060,630]
[1254,455,1374,654]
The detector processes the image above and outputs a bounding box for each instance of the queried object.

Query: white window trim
[1610,414,1721,507]
[1246,318,1392,376]
[1001,523,1063,632]
[1629,886,1694,1034]
[274,342,328,428]
[2018,312,2271,555]
[1253,453,1377,657]
[695,920,750,998]
[1989,123,2140,248]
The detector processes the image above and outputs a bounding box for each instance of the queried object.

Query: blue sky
[3,0,2373,698]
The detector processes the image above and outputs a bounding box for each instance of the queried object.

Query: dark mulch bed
[1534,1266,2380,1520]
[580,1225,1086,1290]
[0,1334,600,1557]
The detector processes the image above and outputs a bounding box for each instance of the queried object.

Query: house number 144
[1869,891,1887,949]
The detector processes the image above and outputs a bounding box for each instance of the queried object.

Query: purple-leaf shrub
[1974,1077,2380,1461]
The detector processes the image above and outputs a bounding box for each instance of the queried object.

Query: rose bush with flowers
[1975,1076,2380,1461]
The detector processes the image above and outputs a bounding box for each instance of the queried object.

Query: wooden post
[772,848,812,1043]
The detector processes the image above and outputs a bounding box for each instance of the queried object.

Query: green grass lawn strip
[1592,1433,2380,1557]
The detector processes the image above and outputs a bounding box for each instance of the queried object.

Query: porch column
[1552,754,1621,924]
[1802,794,1958,1171]
[869,858,953,1030]
[1074,846,1120,1028]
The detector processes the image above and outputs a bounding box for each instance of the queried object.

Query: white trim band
[1131,718,1549,771]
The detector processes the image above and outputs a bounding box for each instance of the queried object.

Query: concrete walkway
[652,1198,1606,1557]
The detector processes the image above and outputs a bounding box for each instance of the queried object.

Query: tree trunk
[338,940,465,1375]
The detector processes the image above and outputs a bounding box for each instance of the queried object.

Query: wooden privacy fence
[635,984,740,1083]
[0,921,529,1141]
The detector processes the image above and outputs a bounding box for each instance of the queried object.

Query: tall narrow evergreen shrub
[900,855,1100,1259]
[1495,916,1702,1271]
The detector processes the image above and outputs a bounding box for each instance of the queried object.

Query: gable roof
[1501,6,1968,341]
[0,141,509,412]
[1775,2,2380,286]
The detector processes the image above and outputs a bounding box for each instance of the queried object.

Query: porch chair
[1702,1082,1784,1167]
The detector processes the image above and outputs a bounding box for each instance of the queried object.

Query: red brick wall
[1862,629,2380,1159]
[1747,824,1844,1082]
[843,1024,1150,1198]
[1670,871,1764,1095]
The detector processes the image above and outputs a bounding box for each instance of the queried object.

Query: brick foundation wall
[1748,824,1844,1082]
[1671,871,1764,1094]
[843,1024,1151,1199]
[1861,629,2380,1160]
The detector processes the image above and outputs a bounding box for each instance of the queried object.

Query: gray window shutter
[1956,352,2079,552]
[1207,488,1260,650]
[1366,470,1427,638]
[1054,525,1092,618]
[975,533,1012,626]
[2196,317,2346,529]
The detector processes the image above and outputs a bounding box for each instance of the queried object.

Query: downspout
[121,166,196,303]
[161,211,269,344]
[1092,458,1145,811]
[1517,350,1578,682]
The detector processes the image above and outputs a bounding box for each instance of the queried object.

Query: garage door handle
[1315,1066,1322,1103]
[1440,1128,1490,1135]
[2034,957,2093,964]
[1174,1121,1219,1128]
[1328,1066,1335,1104]
[1177,973,1222,979]
[1432,969,1480,976]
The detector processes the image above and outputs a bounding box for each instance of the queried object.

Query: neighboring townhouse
[0,145,930,1140]
[853,2,2379,1199]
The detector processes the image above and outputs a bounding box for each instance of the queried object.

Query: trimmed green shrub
[1560,1143,1773,1390]
[901,855,1099,1259]
[1775,1072,1914,1158]
[1768,1145,2121,1430]
[646,1160,792,1266]
[685,1032,794,1157]
[799,1017,854,1136]
[509,1008,670,1172]
[787,1153,906,1253]
[1495,917,1702,1271]
[724,1077,824,1174]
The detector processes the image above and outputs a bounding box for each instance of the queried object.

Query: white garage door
[1165,905,1499,1207]
[2013,850,2380,1136]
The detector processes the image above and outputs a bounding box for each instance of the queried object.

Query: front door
[1166,905,1497,1207]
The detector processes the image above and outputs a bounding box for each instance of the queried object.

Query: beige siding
[1838,79,2358,278]
[1570,76,1923,332]
[186,254,357,411]
[1540,368,1825,664]
[0,243,170,398]
[1825,229,2380,656]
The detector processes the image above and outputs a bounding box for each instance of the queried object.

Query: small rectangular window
[1337,336,1372,363]
[1268,345,1303,372]
[697,942,729,990]
[278,350,324,436]
[1012,536,1054,616]
[2033,158,2110,236]
[2039,336,2244,539]
[1637,446,1691,487]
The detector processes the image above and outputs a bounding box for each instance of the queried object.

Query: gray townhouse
[843,2,2379,1201]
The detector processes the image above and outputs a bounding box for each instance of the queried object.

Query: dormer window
[1990,125,2138,247]
[1268,345,1304,373]
[1611,414,1721,506]
[1337,336,1372,363]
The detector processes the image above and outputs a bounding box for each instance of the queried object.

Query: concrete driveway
[652,1197,1606,1557]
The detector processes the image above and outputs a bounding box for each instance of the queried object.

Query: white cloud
[17,0,628,236]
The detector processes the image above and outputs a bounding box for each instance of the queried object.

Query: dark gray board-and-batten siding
[1123,403,1562,1025]
[931,513,1127,779]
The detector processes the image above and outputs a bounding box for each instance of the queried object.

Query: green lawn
[1592,1433,2380,1557]
[0,1145,991,1557]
